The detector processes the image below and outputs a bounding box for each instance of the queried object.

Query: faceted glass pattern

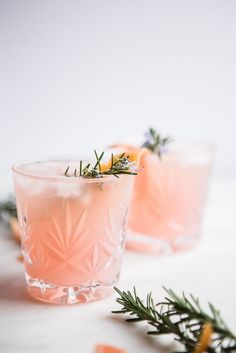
[13,161,133,304]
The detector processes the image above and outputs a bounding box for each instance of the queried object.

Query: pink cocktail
[127,144,213,253]
[13,160,133,304]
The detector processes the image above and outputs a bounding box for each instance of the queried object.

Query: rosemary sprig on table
[64,150,138,179]
[112,287,236,353]
[0,198,17,219]
[142,127,172,157]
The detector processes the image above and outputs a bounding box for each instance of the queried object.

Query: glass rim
[12,159,120,183]
[151,142,216,161]
[166,142,216,151]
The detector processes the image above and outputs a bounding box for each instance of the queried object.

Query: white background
[0,0,236,195]
[0,3,236,353]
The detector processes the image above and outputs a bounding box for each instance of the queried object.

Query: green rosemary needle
[64,166,70,176]
[79,160,83,176]
[142,127,173,157]
[111,153,114,168]
[94,150,104,173]
[112,287,236,353]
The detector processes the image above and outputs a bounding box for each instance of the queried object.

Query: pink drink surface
[127,147,212,253]
[13,161,132,302]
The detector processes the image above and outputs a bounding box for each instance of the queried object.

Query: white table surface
[0,176,236,353]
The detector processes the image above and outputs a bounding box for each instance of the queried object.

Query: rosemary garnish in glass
[64,150,138,179]
[142,127,173,157]
[112,287,236,353]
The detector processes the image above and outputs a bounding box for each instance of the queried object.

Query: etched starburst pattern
[15,176,132,290]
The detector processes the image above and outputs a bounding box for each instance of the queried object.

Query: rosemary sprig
[0,197,17,219]
[112,287,236,353]
[142,127,172,157]
[64,150,138,179]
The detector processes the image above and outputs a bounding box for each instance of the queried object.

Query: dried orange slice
[101,146,148,172]
[194,323,213,353]
[9,217,21,244]
[94,344,128,353]
[111,144,148,164]
[17,254,24,262]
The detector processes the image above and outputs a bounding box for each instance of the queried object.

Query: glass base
[126,230,199,254]
[25,273,116,304]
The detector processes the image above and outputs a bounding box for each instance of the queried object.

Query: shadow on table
[107,315,177,353]
[0,274,35,304]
